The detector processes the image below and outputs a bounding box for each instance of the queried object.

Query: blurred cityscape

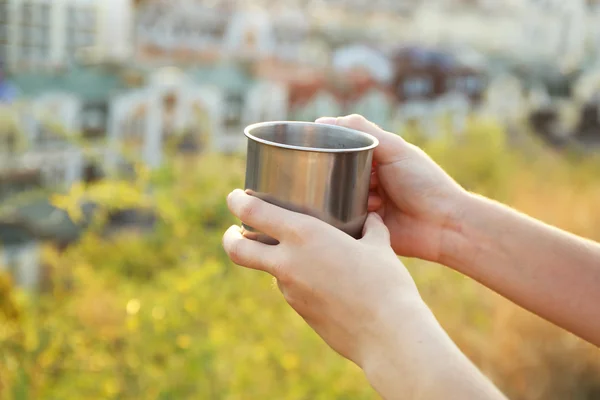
[3,0,600,288]
[1,2,600,398]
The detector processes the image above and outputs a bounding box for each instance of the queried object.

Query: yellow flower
[209,324,227,346]
[126,299,141,315]
[253,346,267,362]
[183,298,197,314]
[281,353,299,371]
[152,306,165,320]
[126,318,139,333]
[24,331,39,352]
[50,193,83,223]
[176,334,191,349]
[103,380,119,396]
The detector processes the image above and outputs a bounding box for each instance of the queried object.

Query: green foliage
[1,155,374,400]
[2,120,600,399]
[0,105,29,152]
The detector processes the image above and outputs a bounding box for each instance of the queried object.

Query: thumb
[316,114,413,166]
[360,212,390,245]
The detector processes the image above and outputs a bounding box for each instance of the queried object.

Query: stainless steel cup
[242,121,379,243]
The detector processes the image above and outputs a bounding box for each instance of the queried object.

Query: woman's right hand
[316,115,468,263]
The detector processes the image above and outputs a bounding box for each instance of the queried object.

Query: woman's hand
[316,115,600,348]
[222,189,508,399]
[222,189,423,368]
[316,115,467,263]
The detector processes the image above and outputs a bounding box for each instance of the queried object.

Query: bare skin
[223,192,507,400]
[318,115,600,347]
[222,114,600,399]
[442,193,600,346]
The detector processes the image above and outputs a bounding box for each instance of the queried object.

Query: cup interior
[244,121,378,152]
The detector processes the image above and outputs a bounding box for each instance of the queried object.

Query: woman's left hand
[222,189,425,368]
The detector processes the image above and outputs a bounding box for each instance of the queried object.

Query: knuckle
[276,267,293,286]
[285,294,301,310]
[238,197,260,221]
[288,220,311,242]
[225,238,245,265]
[270,260,285,280]
[345,113,367,125]
[283,290,311,315]
[273,260,292,285]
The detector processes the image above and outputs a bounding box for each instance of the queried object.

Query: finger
[369,171,379,189]
[367,194,383,211]
[223,225,283,276]
[227,189,307,241]
[316,114,414,165]
[241,228,280,245]
[360,213,390,245]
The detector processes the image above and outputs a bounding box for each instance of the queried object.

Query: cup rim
[243,121,379,153]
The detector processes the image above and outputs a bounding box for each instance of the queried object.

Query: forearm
[361,299,507,400]
[442,193,600,345]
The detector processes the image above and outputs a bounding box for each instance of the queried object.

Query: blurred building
[134,0,310,66]
[0,61,18,103]
[410,0,589,72]
[0,0,133,72]
[0,220,40,290]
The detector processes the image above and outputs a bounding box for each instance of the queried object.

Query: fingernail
[228,189,244,201]
[315,117,337,125]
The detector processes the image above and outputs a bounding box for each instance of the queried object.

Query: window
[244,30,257,49]
[401,77,432,98]
[66,31,75,49]
[76,31,94,47]
[66,8,96,50]
[21,45,34,61]
[3,246,22,277]
[87,31,96,46]
[73,8,95,28]
[37,125,67,150]
[0,2,8,24]
[39,25,50,48]
[83,162,103,184]
[0,23,7,44]
[224,92,244,130]
[66,7,79,48]
[43,162,65,187]
[21,27,32,46]
[0,44,8,63]
[31,46,46,61]
[67,6,77,26]
[30,4,41,25]
[39,4,51,26]
[448,76,482,94]
[77,10,86,26]
[26,46,37,61]
[0,132,16,152]
[30,26,42,46]
[22,3,34,25]
[82,105,108,139]
[206,21,226,39]
[465,76,482,93]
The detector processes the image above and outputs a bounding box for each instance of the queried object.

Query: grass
[1,117,600,399]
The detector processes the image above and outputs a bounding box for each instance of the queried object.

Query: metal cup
[242,121,379,244]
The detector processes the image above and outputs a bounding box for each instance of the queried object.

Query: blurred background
[1,0,600,398]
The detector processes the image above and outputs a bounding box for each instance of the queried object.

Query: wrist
[359,291,503,400]
[358,294,437,392]
[438,191,483,270]
[360,296,472,399]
